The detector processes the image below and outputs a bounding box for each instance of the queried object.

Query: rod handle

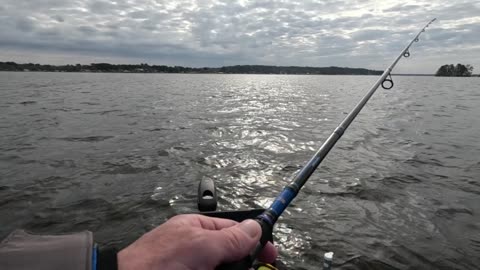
[216,218,273,270]
[216,257,253,270]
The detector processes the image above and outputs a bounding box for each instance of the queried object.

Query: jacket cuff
[0,229,93,270]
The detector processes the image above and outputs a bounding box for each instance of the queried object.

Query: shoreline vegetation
[0,61,383,75]
[1,62,476,76]
[434,64,474,77]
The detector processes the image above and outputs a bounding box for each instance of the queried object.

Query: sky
[0,0,479,73]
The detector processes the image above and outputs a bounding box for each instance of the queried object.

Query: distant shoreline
[392,74,435,76]
[5,62,469,76]
[0,61,383,75]
[0,70,438,76]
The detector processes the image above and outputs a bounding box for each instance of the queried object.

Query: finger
[193,215,239,230]
[206,219,261,263]
[257,241,278,263]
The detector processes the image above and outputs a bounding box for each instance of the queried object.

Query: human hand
[118,214,278,270]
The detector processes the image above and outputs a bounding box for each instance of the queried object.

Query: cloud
[15,17,35,32]
[0,0,479,73]
[383,4,422,13]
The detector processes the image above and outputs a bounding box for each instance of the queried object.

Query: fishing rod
[217,18,436,270]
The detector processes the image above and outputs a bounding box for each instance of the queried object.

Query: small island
[0,61,382,75]
[435,64,474,77]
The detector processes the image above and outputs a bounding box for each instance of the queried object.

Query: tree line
[435,64,474,77]
[0,62,382,75]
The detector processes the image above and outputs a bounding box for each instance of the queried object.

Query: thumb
[208,219,261,263]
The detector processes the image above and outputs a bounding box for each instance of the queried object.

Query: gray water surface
[1,72,479,269]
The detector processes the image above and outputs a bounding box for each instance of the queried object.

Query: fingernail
[238,219,260,238]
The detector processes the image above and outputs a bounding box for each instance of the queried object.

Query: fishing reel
[197,178,274,243]
[197,178,280,270]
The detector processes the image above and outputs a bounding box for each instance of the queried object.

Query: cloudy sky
[0,0,479,73]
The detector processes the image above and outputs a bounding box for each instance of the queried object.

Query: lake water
[0,72,479,269]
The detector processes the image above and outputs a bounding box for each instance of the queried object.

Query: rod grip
[216,218,273,270]
[216,257,253,270]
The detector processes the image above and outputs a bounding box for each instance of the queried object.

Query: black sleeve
[97,247,118,270]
